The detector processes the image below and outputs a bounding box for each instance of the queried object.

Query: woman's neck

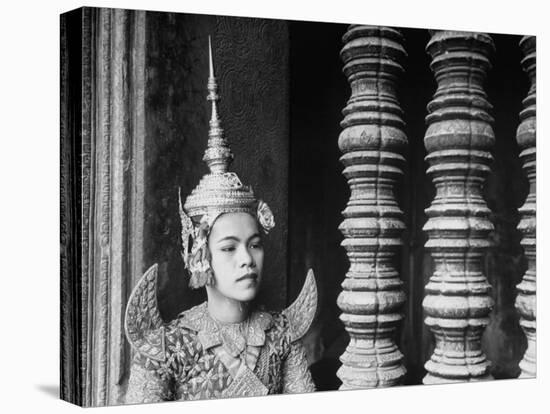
[205,287,250,323]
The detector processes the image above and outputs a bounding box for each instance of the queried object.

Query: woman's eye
[220,246,236,252]
[250,242,263,250]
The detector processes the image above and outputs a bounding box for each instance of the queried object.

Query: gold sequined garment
[125,302,315,403]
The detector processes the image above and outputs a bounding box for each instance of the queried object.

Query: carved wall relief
[60,8,147,406]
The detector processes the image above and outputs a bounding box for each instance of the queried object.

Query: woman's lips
[236,273,258,282]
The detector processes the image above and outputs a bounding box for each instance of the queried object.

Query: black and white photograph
[1,1,548,413]
[59,4,538,408]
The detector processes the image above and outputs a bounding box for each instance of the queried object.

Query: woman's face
[207,212,264,302]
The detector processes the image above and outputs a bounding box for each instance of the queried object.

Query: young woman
[124,40,317,403]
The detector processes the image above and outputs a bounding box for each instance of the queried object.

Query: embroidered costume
[124,38,317,403]
[125,267,316,402]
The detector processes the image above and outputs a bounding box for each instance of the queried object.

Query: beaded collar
[178,302,273,357]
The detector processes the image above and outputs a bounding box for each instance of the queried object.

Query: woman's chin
[231,287,259,303]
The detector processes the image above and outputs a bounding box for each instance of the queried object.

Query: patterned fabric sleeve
[125,354,174,404]
[281,341,316,394]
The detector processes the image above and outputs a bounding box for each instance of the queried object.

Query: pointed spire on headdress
[183,36,272,227]
[203,36,234,174]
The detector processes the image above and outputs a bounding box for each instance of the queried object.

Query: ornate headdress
[179,37,275,288]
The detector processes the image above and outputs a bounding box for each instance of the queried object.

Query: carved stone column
[337,25,407,389]
[515,35,536,378]
[422,31,495,384]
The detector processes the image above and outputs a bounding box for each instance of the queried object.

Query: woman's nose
[237,246,254,268]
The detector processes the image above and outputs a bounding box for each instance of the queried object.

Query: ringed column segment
[515,35,536,378]
[337,25,408,389]
[422,31,496,384]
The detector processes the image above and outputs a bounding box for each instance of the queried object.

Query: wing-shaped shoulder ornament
[282,269,318,343]
[124,264,166,361]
